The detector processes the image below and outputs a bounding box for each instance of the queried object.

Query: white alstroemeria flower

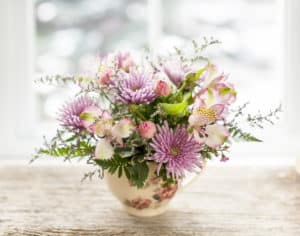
[205,124,229,148]
[93,110,113,136]
[80,105,102,130]
[111,119,134,143]
[193,124,229,149]
[94,138,114,160]
[201,63,218,88]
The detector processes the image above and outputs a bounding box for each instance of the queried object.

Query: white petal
[205,124,229,148]
[95,139,114,160]
[111,119,133,139]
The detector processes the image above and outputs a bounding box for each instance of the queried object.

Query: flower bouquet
[34,39,280,217]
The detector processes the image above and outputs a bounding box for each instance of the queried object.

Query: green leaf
[94,155,149,188]
[65,135,78,142]
[219,87,231,96]
[124,161,149,188]
[229,126,262,142]
[132,161,149,188]
[185,72,197,83]
[158,164,177,186]
[118,166,123,178]
[185,67,206,84]
[219,87,237,97]
[124,166,131,180]
[195,67,206,80]
[175,92,183,102]
[109,164,118,174]
[160,101,188,116]
[183,92,193,104]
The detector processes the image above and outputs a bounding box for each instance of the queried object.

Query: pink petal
[210,104,225,117]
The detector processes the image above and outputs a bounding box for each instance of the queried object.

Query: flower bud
[98,68,112,85]
[155,80,171,97]
[138,121,156,139]
[116,52,135,72]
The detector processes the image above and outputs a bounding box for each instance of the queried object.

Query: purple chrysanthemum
[117,70,156,104]
[149,122,202,179]
[58,96,95,129]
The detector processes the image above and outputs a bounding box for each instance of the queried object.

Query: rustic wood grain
[0,164,299,236]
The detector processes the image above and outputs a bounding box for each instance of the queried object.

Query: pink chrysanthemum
[58,96,95,129]
[149,122,202,179]
[117,70,156,104]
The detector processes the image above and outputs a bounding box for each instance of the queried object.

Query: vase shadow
[115,207,201,235]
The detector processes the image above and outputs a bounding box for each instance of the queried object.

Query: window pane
[35,0,148,120]
[160,0,281,111]
[35,0,280,121]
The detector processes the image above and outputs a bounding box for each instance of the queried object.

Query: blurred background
[34,0,281,121]
[1,0,299,164]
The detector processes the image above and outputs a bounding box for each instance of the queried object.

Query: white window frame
[0,0,36,157]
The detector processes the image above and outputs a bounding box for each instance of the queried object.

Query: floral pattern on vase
[105,163,182,216]
[153,184,178,201]
[123,169,178,211]
[125,198,152,210]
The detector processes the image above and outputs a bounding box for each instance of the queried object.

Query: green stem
[177,81,187,94]
[135,110,146,121]
[129,105,146,121]
[100,89,114,105]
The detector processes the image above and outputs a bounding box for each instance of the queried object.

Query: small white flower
[95,138,114,160]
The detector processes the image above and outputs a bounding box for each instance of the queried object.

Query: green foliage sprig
[94,155,149,188]
[32,129,95,163]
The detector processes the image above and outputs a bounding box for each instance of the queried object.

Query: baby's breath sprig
[35,74,76,85]
[246,104,282,129]
[81,168,103,182]
[231,102,250,119]
[192,37,221,53]
[173,37,221,63]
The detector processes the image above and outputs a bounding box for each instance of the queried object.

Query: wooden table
[0,164,299,236]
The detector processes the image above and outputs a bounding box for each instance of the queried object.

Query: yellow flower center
[170,147,180,157]
[196,107,217,122]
